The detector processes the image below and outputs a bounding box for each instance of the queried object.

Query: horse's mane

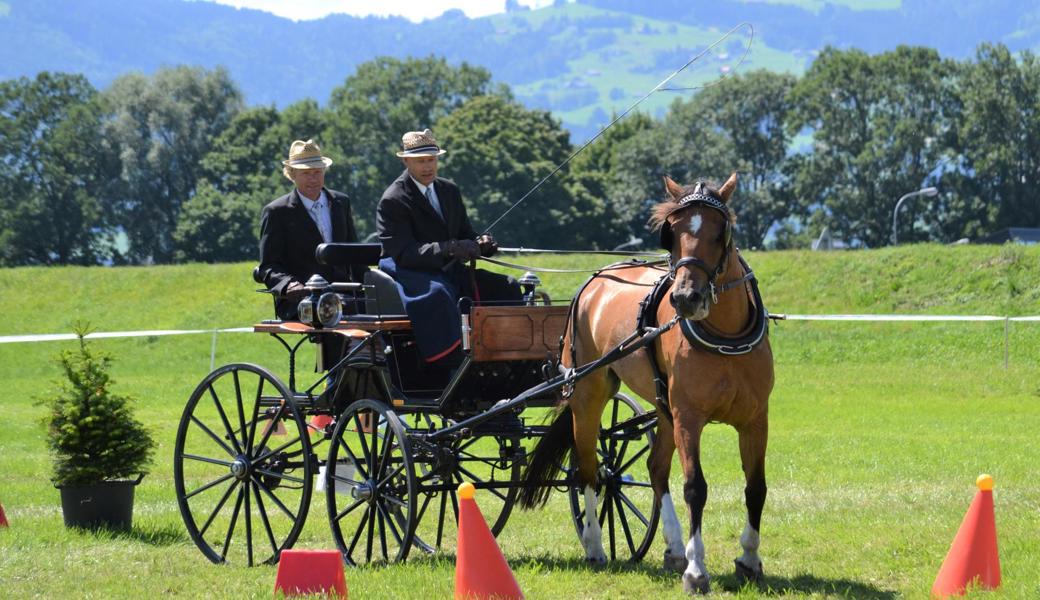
[648,181,737,233]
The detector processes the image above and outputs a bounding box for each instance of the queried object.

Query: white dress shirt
[299,189,333,243]
[410,176,444,221]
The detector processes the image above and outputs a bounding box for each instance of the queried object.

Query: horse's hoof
[682,572,710,595]
[586,554,608,566]
[663,552,688,573]
[734,558,764,584]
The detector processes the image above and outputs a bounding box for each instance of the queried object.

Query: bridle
[660,183,747,302]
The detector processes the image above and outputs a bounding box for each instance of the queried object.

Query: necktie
[312,201,331,242]
[425,186,444,221]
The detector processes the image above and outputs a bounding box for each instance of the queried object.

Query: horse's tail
[518,404,574,509]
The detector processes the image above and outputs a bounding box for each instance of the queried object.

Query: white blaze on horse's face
[688,214,703,235]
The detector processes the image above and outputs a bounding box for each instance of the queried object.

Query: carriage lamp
[296,275,343,329]
[519,271,551,305]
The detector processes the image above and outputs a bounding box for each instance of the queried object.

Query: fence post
[211,329,218,371]
[1003,318,1009,370]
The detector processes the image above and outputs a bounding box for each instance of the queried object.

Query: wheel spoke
[457,465,508,502]
[377,463,405,489]
[208,384,244,456]
[233,370,249,454]
[377,501,389,561]
[251,435,306,466]
[246,376,265,452]
[244,476,254,567]
[198,479,238,537]
[250,475,298,521]
[220,485,245,561]
[189,415,237,458]
[616,490,651,527]
[346,505,371,559]
[377,502,405,546]
[613,492,639,558]
[338,437,369,481]
[252,401,287,455]
[616,444,651,476]
[184,471,236,500]
[251,480,280,559]
[333,497,367,523]
[181,453,233,468]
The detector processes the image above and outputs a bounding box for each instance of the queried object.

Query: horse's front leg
[735,419,768,584]
[675,417,710,594]
[649,413,686,572]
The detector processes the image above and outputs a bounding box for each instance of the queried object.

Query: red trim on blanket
[424,339,461,363]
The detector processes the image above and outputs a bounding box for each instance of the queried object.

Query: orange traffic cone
[310,414,334,434]
[273,549,347,599]
[0,501,8,527]
[931,474,1001,598]
[455,482,523,600]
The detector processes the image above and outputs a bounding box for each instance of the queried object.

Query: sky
[199,0,559,22]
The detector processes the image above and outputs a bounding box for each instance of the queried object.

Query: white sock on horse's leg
[660,493,687,570]
[737,521,762,572]
[682,527,710,593]
[581,485,607,563]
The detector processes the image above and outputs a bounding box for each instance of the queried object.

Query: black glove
[445,239,481,261]
[476,234,498,258]
[283,280,309,303]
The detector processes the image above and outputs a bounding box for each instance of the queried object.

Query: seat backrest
[363,269,407,317]
[315,243,382,267]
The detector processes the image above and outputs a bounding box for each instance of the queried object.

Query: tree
[566,111,655,249]
[325,57,507,235]
[692,70,799,249]
[786,46,957,247]
[173,182,261,263]
[436,95,576,248]
[949,44,1040,238]
[104,66,243,263]
[0,72,119,265]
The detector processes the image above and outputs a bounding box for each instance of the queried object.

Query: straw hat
[282,139,333,180]
[396,128,447,158]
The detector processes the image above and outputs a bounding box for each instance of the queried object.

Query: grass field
[0,245,1038,598]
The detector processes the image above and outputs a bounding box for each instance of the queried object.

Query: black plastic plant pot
[58,475,144,531]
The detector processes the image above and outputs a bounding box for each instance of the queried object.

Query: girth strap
[636,274,675,424]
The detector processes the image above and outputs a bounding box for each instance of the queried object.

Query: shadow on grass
[715,571,897,599]
[71,523,189,546]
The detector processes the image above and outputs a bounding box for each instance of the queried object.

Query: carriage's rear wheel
[407,418,522,552]
[174,363,313,566]
[568,392,660,562]
[325,399,417,566]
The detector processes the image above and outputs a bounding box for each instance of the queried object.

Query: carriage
[172,242,668,567]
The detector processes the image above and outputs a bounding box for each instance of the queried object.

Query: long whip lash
[481,22,755,236]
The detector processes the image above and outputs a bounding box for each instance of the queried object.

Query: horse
[518,172,774,594]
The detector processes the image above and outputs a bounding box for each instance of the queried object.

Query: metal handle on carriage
[424,314,681,443]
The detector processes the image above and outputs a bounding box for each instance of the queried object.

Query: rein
[480,255,666,274]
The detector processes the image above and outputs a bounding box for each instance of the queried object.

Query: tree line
[2,45,1037,266]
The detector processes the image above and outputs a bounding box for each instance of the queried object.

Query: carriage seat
[315,243,406,319]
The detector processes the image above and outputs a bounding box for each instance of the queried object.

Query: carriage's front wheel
[568,392,660,562]
[174,363,314,566]
[325,399,417,566]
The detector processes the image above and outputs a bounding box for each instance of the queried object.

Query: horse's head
[651,172,737,320]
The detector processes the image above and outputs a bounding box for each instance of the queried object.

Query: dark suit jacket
[258,187,362,319]
[376,171,477,270]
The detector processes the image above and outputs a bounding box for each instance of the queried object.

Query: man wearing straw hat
[258,138,362,320]
[376,128,520,366]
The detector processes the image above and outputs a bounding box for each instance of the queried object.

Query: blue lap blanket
[378,257,463,362]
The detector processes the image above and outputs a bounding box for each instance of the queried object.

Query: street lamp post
[891,187,939,245]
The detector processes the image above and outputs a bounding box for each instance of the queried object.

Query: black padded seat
[362,269,407,318]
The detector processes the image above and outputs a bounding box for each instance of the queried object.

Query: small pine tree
[44,329,154,487]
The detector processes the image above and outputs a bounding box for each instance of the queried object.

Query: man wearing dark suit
[376,128,520,363]
[258,139,363,321]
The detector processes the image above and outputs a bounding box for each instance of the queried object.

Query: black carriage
[172,243,665,566]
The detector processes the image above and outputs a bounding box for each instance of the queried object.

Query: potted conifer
[44,328,154,530]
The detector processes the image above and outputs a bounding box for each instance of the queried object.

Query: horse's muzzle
[670,286,710,320]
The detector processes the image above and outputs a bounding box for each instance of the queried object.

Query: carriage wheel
[174,363,313,566]
[325,399,417,566]
[568,392,660,562]
[408,418,522,553]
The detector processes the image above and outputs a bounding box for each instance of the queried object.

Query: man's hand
[476,234,498,257]
[284,280,309,303]
[445,239,481,261]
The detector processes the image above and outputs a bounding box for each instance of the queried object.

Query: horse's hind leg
[570,370,616,564]
[649,414,686,572]
[734,419,768,583]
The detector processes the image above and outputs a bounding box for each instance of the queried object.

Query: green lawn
[0,246,1038,598]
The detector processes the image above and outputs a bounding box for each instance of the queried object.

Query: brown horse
[519,173,774,594]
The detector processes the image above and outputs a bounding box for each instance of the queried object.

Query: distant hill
[4,0,1039,139]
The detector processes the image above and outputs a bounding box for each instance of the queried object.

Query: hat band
[286,156,327,167]
[403,144,440,154]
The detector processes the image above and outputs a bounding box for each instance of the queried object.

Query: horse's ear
[663,176,684,200]
[718,172,738,203]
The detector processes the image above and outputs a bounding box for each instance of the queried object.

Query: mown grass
[0,245,1038,598]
